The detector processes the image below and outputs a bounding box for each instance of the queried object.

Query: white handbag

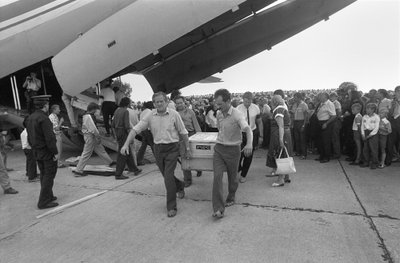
[275,146,296,174]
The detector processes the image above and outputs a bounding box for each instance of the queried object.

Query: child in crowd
[360,103,380,169]
[21,117,38,181]
[350,103,363,165]
[378,111,392,168]
[73,103,115,177]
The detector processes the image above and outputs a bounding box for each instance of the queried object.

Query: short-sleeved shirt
[361,113,380,136]
[216,106,249,145]
[317,100,336,121]
[100,87,115,102]
[271,106,290,128]
[20,129,30,149]
[236,103,260,131]
[48,113,61,135]
[352,113,363,131]
[133,108,188,144]
[291,101,308,121]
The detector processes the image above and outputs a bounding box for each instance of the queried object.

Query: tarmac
[0,144,399,263]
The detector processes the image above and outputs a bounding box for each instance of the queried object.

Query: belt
[155,142,178,146]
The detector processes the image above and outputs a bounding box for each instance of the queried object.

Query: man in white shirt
[329,92,342,159]
[236,92,262,183]
[316,92,337,163]
[100,84,117,136]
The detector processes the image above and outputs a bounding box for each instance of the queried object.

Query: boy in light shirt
[378,111,392,168]
[360,103,380,169]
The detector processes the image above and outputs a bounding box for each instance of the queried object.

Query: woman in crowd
[266,95,293,187]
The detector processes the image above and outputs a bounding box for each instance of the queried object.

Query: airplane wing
[142,0,357,94]
[52,0,356,95]
[1,0,357,96]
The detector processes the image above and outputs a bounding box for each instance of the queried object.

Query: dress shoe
[177,189,185,199]
[28,177,40,182]
[58,163,67,168]
[51,196,57,202]
[345,157,354,162]
[115,175,129,180]
[137,162,145,166]
[319,159,330,163]
[4,187,18,194]
[225,200,235,207]
[349,161,360,165]
[38,202,59,209]
[212,210,224,219]
[167,209,177,218]
[359,163,369,168]
[73,170,87,177]
[133,169,142,176]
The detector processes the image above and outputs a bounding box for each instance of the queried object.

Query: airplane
[0,0,357,148]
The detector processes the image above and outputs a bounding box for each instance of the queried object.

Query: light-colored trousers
[0,150,11,190]
[76,133,113,172]
[55,133,63,161]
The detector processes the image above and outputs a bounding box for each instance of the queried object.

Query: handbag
[275,146,296,174]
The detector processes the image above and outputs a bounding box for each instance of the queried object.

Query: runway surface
[1,147,399,263]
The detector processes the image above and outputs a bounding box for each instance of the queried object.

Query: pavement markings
[338,159,394,263]
[36,190,108,219]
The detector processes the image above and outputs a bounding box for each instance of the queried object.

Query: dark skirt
[266,126,293,168]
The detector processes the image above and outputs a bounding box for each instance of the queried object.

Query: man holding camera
[23,72,42,113]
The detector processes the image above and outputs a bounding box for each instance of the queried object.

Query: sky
[122,0,400,102]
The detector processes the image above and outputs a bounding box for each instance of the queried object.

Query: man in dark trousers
[121,92,191,218]
[27,95,59,209]
[112,97,142,180]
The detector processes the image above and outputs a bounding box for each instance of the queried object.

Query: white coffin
[182,132,218,171]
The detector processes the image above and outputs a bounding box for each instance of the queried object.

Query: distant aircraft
[0,0,357,147]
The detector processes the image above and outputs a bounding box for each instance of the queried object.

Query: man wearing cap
[27,95,59,209]
[315,92,337,163]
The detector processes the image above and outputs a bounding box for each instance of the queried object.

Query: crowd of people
[1,78,399,218]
